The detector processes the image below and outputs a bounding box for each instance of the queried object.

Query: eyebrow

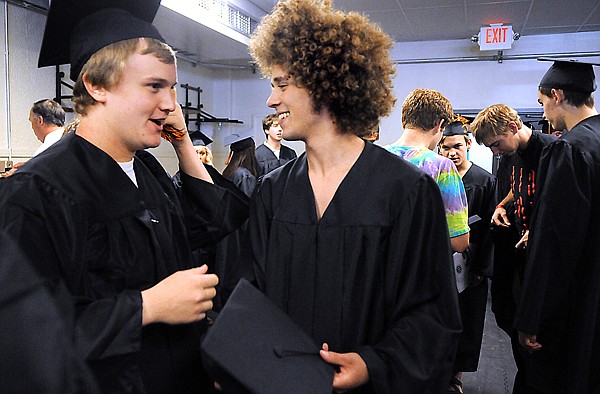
[271,76,290,86]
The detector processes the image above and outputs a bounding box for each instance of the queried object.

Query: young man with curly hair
[246,0,462,392]
[255,113,297,176]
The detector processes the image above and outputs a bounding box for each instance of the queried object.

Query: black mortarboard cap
[538,57,600,93]
[224,130,255,152]
[201,279,335,394]
[38,0,164,81]
[443,121,470,137]
[190,130,213,146]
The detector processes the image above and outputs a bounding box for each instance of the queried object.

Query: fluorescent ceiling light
[161,0,250,45]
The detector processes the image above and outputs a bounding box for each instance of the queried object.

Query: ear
[82,73,108,103]
[466,138,472,150]
[36,115,45,125]
[507,121,519,135]
[552,88,565,104]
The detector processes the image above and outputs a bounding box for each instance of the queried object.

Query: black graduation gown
[514,115,600,393]
[213,167,257,310]
[0,132,249,393]
[454,163,497,372]
[255,143,297,177]
[249,141,462,393]
[0,229,99,394]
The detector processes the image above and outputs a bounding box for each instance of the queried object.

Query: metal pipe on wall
[394,51,600,65]
[3,0,12,161]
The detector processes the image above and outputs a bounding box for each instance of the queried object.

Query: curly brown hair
[249,0,396,135]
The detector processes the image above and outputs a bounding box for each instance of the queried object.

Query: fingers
[142,267,219,325]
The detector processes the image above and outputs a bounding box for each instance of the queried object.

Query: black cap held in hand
[201,279,335,394]
[38,0,164,81]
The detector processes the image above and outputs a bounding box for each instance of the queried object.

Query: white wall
[1,3,598,176]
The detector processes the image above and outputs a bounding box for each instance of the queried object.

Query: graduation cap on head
[201,279,335,394]
[538,58,600,93]
[224,130,255,152]
[189,130,213,146]
[38,0,164,82]
[443,115,471,137]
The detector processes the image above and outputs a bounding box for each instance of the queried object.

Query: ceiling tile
[403,6,470,41]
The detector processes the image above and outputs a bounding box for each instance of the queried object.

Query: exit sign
[478,24,514,50]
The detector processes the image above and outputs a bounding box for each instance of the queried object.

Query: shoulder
[255,144,268,153]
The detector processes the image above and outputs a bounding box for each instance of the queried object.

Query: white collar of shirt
[264,142,280,159]
[33,128,64,157]
[118,158,138,187]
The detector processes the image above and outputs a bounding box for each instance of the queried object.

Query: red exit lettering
[485,27,509,44]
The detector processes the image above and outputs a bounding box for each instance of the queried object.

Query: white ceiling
[156,0,600,68]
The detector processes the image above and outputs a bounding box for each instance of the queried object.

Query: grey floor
[461,292,517,394]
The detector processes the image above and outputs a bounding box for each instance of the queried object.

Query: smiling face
[102,50,177,154]
[439,135,471,171]
[266,65,326,142]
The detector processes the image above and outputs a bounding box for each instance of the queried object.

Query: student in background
[471,103,556,393]
[255,113,297,177]
[514,59,600,393]
[30,98,66,157]
[439,118,497,393]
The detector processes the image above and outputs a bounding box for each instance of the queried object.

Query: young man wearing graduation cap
[241,0,462,392]
[512,59,600,393]
[439,119,497,392]
[0,0,248,392]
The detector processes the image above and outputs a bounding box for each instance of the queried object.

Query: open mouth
[278,112,290,121]
[149,119,164,127]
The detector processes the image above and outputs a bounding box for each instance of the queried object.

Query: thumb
[193,264,209,275]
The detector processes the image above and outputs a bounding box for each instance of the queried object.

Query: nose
[267,89,279,109]
[161,88,177,113]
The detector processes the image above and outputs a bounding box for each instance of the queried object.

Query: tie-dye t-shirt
[386,145,469,238]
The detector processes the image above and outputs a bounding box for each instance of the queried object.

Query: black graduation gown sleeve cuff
[178,167,249,250]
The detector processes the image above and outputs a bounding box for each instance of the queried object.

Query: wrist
[496,204,505,210]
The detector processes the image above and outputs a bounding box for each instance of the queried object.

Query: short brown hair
[538,87,595,109]
[401,88,453,131]
[249,0,396,135]
[72,38,175,116]
[470,104,523,145]
[262,113,279,133]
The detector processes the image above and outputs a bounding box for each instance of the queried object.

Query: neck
[305,129,364,176]
[457,160,472,177]
[76,116,135,162]
[565,105,599,131]
[517,125,533,150]
[266,138,281,150]
[394,127,436,150]
[41,126,61,142]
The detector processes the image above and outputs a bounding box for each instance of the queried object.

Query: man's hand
[320,343,369,393]
[515,230,529,249]
[141,265,218,325]
[162,89,189,145]
[518,331,542,352]
[492,206,511,227]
